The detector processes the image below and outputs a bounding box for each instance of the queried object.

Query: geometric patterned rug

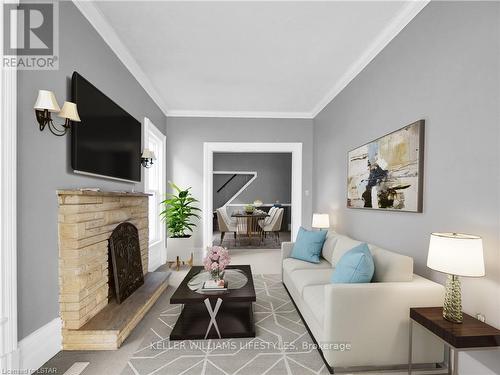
[121,274,328,375]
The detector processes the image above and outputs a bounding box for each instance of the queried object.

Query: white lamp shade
[141,149,156,160]
[312,213,330,229]
[57,101,81,122]
[34,90,60,112]
[427,232,485,277]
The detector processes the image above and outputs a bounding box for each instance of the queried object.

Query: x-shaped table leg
[204,298,223,339]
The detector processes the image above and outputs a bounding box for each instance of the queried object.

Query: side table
[409,307,500,375]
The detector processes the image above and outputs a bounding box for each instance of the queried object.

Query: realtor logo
[3,2,59,69]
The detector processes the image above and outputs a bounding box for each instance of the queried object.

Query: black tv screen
[71,72,141,182]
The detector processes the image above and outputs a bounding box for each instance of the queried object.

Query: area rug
[216,239,282,250]
[212,232,291,250]
[121,274,328,375]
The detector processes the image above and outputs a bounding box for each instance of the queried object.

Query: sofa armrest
[322,275,445,368]
[281,242,294,260]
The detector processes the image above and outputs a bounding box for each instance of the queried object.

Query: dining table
[231,211,269,244]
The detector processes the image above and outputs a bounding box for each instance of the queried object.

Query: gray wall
[166,117,313,248]
[17,1,166,339]
[213,152,292,208]
[313,2,500,372]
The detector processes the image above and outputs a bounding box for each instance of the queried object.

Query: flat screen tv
[71,72,141,182]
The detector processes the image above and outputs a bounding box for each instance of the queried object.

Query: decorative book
[201,280,228,291]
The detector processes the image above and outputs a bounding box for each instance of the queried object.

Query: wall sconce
[141,148,156,168]
[34,90,81,136]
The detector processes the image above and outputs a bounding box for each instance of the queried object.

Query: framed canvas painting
[347,120,424,212]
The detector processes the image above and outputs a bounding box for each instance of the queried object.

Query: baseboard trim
[18,318,61,373]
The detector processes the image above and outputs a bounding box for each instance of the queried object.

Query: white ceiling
[82,1,428,118]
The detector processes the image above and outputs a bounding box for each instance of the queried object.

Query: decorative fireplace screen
[108,222,144,303]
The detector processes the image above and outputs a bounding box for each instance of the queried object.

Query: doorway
[144,118,166,271]
[212,152,292,249]
[203,143,302,251]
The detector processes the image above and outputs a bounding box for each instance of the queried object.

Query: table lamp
[427,232,485,323]
[312,214,330,230]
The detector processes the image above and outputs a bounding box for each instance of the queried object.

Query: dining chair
[259,206,279,232]
[216,207,237,245]
[259,208,284,243]
[262,206,277,226]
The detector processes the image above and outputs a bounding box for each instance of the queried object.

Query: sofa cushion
[289,268,332,296]
[283,257,332,275]
[303,285,325,325]
[321,231,339,265]
[370,246,413,282]
[331,234,363,266]
[291,227,327,263]
[331,243,374,283]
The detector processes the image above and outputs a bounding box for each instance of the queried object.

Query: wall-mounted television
[71,72,141,182]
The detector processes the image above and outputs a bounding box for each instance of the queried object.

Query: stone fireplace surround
[57,190,169,350]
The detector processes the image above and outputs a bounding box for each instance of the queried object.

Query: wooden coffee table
[170,265,256,340]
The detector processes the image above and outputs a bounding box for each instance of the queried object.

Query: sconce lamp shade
[141,149,156,160]
[57,101,81,122]
[427,233,485,277]
[34,90,60,112]
[312,213,330,229]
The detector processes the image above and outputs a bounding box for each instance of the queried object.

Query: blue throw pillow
[291,227,327,263]
[331,243,374,283]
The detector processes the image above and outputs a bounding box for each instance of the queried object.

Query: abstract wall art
[347,120,424,212]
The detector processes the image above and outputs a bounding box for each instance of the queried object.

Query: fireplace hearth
[108,222,144,304]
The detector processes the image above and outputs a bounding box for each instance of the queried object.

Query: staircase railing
[216,174,238,193]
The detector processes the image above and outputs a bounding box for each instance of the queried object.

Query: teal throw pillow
[331,243,374,283]
[291,227,327,264]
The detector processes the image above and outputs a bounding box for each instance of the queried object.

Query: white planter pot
[167,236,194,262]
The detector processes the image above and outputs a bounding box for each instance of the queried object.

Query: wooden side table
[409,307,500,375]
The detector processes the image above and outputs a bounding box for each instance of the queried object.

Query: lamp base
[443,274,463,323]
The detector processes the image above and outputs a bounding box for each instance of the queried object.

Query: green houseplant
[160,182,200,238]
[160,182,201,264]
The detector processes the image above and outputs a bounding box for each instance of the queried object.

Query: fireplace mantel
[57,189,152,197]
[57,189,167,350]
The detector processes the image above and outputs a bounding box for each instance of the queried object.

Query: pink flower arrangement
[204,246,230,279]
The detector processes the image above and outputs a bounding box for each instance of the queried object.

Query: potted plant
[160,182,201,266]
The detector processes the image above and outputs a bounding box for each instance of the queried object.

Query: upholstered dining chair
[259,208,284,243]
[262,206,278,226]
[216,207,237,245]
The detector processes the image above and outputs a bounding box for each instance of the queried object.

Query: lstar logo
[3,2,59,70]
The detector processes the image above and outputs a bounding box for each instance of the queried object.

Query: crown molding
[166,110,314,119]
[74,0,428,120]
[72,1,169,117]
[310,0,430,118]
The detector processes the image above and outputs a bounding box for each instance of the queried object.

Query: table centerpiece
[203,246,231,286]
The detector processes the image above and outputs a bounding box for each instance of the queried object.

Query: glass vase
[210,269,221,281]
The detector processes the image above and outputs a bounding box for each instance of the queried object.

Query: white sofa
[281,231,445,371]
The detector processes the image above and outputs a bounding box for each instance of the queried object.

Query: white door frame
[144,118,167,270]
[203,142,302,250]
[0,0,19,369]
